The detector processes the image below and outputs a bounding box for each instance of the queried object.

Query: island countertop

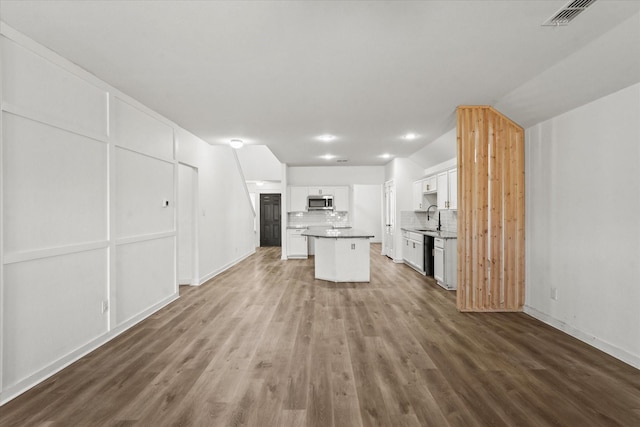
[302,228,374,239]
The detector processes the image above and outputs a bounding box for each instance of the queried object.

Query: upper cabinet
[415,167,457,212]
[288,186,309,212]
[333,186,349,212]
[436,168,457,210]
[308,186,332,196]
[423,175,437,193]
[437,168,458,210]
[413,180,426,211]
[448,168,457,210]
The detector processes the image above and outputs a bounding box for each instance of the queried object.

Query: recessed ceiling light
[403,133,418,140]
[256,181,264,186]
[318,134,336,142]
[229,139,244,149]
[379,153,392,159]
[320,154,336,160]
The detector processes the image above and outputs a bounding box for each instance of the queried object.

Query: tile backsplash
[400,209,457,232]
[288,210,350,227]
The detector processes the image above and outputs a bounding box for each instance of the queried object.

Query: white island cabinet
[302,228,374,282]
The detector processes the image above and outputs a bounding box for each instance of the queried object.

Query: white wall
[384,158,424,261]
[0,24,255,404]
[175,128,256,284]
[352,185,382,242]
[236,145,282,182]
[288,165,384,185]
[525,82,640,368]
[410,127,457,170]
[0,28,179,403]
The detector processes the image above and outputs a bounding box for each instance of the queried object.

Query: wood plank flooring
[1,245,639,426]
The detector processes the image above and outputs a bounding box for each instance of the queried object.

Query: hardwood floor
[2,245,639,426]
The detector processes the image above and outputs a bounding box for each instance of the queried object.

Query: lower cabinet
[434,243,444,283]
[287,229,308,258]
[402,230,424,273]
[434,237,457,290]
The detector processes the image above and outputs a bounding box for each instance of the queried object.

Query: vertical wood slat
[515,126,526,309]
[457,106,524,312]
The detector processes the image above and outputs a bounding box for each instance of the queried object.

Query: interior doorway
[260,194,281,247]
[177,163,198,285]
[383,180,395,259]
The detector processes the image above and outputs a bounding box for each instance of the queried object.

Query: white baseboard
[0,293,179,406]
[524,305,640,369]
[199,249,256,285]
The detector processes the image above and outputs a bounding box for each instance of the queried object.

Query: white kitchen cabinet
[423,175,437,193]
[434,237,456,290]
[413,180,425,211]
[448,168,457,210]
[333,186,349,211]
[288,186,308,212]
[433,243,444,283]
[287,228,308,258]
[308,186,332,196]
[437,168,457,210]
[402,230,424,273]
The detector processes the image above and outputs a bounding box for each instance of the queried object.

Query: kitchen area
[400,162,458,290]
[285,185,375,282]
[284,158,458,290]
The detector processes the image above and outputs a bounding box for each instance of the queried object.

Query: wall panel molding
[1,103,109,144]
[115,231,175,247]
[3,241,109,265]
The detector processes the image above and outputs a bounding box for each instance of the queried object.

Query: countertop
[287,225,352,229]
[302,228,374,239]
[402,227,457,239]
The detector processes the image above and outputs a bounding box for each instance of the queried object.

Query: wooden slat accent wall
[457,106,525,312]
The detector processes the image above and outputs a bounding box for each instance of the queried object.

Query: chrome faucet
[426,204,437,221]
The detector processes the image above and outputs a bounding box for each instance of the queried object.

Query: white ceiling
[1,1,639,166]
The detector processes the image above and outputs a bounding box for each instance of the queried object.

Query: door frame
[177,162,199,286]
[383,180,395,259]
[259,192,282,247]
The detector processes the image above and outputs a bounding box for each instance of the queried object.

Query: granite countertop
[287,225,352,230]
[401,227,457,239]
[302,228,374,239]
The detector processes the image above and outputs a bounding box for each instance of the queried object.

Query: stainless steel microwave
[307,195,334,211]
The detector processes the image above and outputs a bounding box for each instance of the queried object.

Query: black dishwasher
[424,235,434,276]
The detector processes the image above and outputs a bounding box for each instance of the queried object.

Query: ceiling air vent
[542,0,598,26]
[336,159,348,163]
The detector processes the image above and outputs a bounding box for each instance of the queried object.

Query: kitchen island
[302,228,375,282]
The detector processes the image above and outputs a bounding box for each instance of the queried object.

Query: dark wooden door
[260,194,281,247]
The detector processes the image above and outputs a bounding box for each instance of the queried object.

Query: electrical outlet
[101,300,109,313]
[551,288,558,301]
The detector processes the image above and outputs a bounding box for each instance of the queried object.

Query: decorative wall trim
[114,144,175,165]
[524,305,640,369]
[115,231,175,246]
[0,293,178,406]
[1,103,109,144]
[3,240,109,265]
